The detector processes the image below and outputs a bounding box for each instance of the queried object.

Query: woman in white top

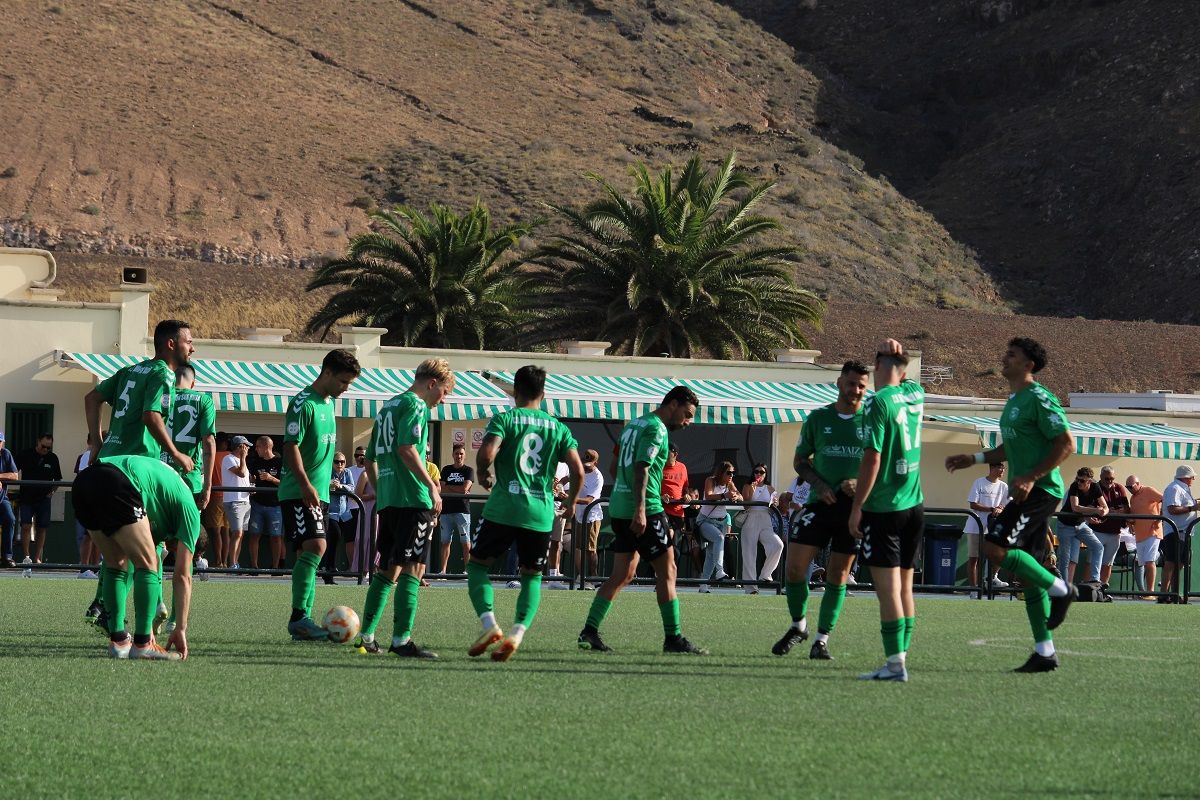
[740,463,784,594]
[696,461,741,591]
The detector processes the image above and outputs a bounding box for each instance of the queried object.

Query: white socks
[1035,640,1056,657]
[1048,578,1068,598]
[480,612,498,632]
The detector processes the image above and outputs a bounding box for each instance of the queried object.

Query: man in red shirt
[661,443,692,559]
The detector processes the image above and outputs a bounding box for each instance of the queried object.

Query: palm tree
[304,203,533,348]
[511,152,823,360]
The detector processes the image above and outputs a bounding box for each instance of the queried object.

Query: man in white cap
[1161,465,1199,600]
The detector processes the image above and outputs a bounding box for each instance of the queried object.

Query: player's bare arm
[630,461,651,534]
[167,541,193,659]
[848,448,882,540]
[945,443,1008,473]
[475,434,500,490]
[282,441,318,509]
[795,455,835,504]
[399,443,441,515]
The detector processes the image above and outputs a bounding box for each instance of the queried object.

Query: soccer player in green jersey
[354,358,453,658]
[72,455,201,660]
[278,349,361,641]
[946,337,1077,672]
[577,386,706,655]
[849,340,924,682]
[83,319,194,628]
[466,365,583,662]
[773,360,870,661]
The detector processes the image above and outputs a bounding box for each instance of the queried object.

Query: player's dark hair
[841,360,870,377]
[176,364,196,384]
[662,386,700,409]
[322,348,361,377]
[153,319,190,356]
[513,365,547,400]
[1008,337,1047,373]
[875,351,909,369]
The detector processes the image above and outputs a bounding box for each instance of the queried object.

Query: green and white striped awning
[59,352,510,421]
[489,371,839,425]
[927,414,1200,460]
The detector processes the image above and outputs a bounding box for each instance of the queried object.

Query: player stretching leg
[278,349,361,641]
[849,340,924,683]
[354,358,452,659]
[578,387,706,655]
[773,360,869,660]
[946,338,1077,672]
[73,455,201,660]
[467,366,583,661]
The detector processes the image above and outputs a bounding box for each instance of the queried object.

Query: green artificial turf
[1,577,1197,799]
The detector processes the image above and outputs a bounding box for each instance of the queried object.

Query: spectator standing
[73,433,103,576]
[546,460,571,586]
[0,433,18,568]
[347,446,367,562]
[422,448,441,586]
[16,433,62,565]
[573,449,605,584]
[1125,475,1163,598]
[1094,465,1131,585]
[321,452,354,584]
[206,432,230,568]
[1161,465,1198,600]
[353,464,376,574]
[222,435,252,570]
[246,436,283,571]
[661,443,690,560]
[696,461,740,592]
[964,463,1010,589]
[1055,467,1107,583]
[437,443,474,575]
[739,463,784,594]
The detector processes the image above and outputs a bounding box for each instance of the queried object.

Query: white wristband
[973,452,986,465]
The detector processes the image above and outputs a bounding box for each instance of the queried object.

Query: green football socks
[361,573,396,638]
[102,564,129,636]
[585,596,612,631]
[817,583,846,634]
[291,551,321,621]
[1024,586,1052,644]
[658,598,681,637]
[1000,549,1056,591]
[786,581,809,623]
[902,616,915,652]
[133,566,160,638]
[467,561,494,617]
[392,573,421,645]
[515,573,542,628]
[881,618,904,657]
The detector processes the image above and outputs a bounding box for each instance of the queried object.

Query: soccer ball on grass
[322,606,361,644]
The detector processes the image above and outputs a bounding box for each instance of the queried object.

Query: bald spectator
[1161,465,1198,601]
[1125,475,1163,599]
[1094,465,1131,586]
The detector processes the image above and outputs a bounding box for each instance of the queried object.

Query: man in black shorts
[946,338,1078,672]
[577,387,705,655]
[773,360,869,660]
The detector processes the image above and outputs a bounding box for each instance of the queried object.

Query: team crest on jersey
[1009,407,1020,419]
[413,423,422,438]
[287,421,300,436]
[646,445,659,460]
[160,395,170,409]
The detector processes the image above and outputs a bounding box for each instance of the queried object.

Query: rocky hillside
[0,0,1000,310]
[728,0,1200,321]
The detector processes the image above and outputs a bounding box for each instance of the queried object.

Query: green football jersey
[101,454,201,552]
[277,385,338,503]
[795,404,865,502]
[862,379,924,513]
[481,408,578,531]
[163,388,215,493]
[367,391,430,510]
[96,358,175,459]
[608,412,669,519]
[999,382,1070,499]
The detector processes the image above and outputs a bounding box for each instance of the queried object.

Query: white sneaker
[846,574,859,586]
[21,556,32,578]
[195,557,209,582]
[698,584,711,594]
[505,580,521,589]
[78,569,97,579]
[858,662,908,682]
[545,581,569,590]
[990,576,1010,589]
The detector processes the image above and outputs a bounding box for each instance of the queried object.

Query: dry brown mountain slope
[726,0,1200,322]
[0,0,999,310]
